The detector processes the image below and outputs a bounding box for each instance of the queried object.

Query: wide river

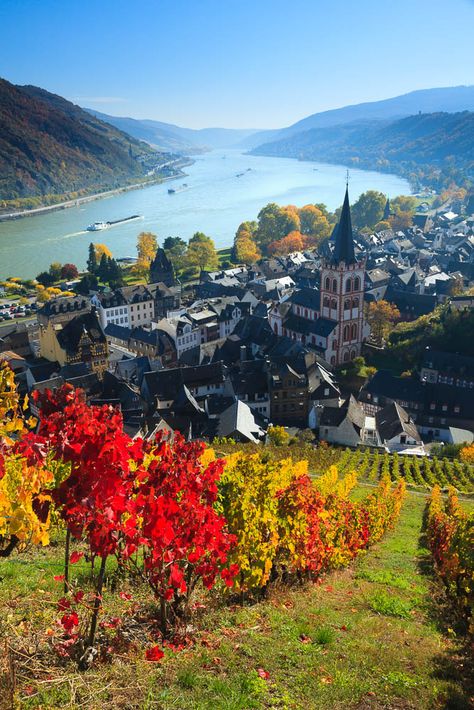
[0,149,410,279]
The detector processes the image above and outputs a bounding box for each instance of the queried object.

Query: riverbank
[0,161,194,222]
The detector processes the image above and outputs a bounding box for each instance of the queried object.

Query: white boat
[86,221,109,231]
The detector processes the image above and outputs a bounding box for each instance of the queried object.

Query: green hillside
[0,78,170,203]
[252,111,474,190]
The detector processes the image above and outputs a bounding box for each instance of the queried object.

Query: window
[343,325,350,341]
[442,404,447,412]
[325,277,330,290]
[344,298,351,310]
[323,296,330,308]
[351,323,357,340]
[332,279,337,293]
[345,279,352,293]
[304,309,308,318]
[343,351,350,362]
[331,299,337,310]
[454,405,460,413]
[354,276,361,290]
[352,297,359,309]
[430,403,435,410]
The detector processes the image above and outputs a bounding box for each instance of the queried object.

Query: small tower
[320,187,366,366]
[149,248,176,287]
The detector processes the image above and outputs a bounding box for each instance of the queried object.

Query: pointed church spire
[331,187,356,264]
[383,197,391,221]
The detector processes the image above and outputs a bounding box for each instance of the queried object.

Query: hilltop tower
[320,187,366,365]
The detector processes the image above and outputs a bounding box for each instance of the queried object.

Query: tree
[49,262,63,282]
[135,232,158,277]
[61,263,79,280]
[234,236,260,264]
[351,191,387,230]
[87,243,98,274]
[106,258,124,288]
[298,205,331,243]
[389,195,417,231]
[267,231,304,256]
[76,273,98,295]
[163,236,188,272]
[255,203,286,249]
[367,300,401,346]
[94,243,112,262]
[186,232,219,272]
[97,253,110,281]
[36,271,54,287]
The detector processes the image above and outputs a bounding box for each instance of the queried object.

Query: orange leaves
[219,453,406,595]
[426,486,474,633]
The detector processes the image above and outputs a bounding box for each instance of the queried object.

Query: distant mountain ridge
[85,109,261,153]
[241,85,474,149]
[0,78,170,203]
[251,111,474,190]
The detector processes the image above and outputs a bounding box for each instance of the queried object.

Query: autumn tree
[267,231,304,256]
[389,195,417,231]
[234,236,261,263]
[367,300,401,346]
[60,263,79,280]
[133,232,158,277]
[186,232,219,272]
[49,262,63,282]
[298,204,331,246]
[94,243,112,262]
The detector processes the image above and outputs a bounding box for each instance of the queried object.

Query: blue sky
[1,0,473,128]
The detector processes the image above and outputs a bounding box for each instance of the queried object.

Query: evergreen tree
[107,258,124,288]
[87,242,98,274]
[97,253,109,281]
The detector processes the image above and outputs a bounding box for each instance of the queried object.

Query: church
[269,187,368,366]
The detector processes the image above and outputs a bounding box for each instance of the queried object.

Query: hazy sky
[1,0,473,129]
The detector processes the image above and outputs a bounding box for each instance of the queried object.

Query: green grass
[1,490,473,708]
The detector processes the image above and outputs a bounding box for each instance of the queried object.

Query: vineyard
[334,447,474,493]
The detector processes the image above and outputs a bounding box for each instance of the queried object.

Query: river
[0,150,410,279]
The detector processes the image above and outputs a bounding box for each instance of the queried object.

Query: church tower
[320,187,366,365]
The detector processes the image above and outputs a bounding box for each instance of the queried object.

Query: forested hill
[0,78,169,203]
[251,111,474,190]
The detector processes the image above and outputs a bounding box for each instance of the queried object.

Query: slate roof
[289,287,321,311]
[284,314,337,338]
[319,395,365,434]
[216,399,266,443]
[56,311,106,354]
[376,402,420,442]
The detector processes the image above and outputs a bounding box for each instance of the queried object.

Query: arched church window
[343,351,350,362]
[351,323,357,340]
[352,297,359,309]
[344,298,351,310]
[323,296,330,308]
[332,279,338,293]
[345,278,352,293]
[304,309,308,318]
[351,348,357,359]
[343,325,350,341]
[331,299,337,310]
[331,355,336,365]
[354,276,361,291]
[325,277,330,290]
